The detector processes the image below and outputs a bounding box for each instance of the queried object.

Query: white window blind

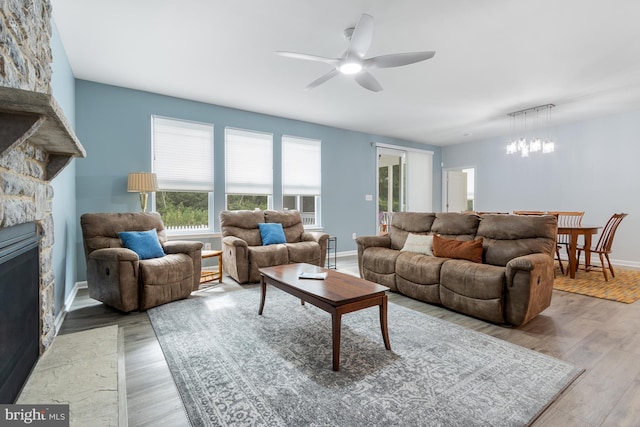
[406,150,433,212]
[152,116,214,191]
[225,128,273,194]
[282,136,321,195]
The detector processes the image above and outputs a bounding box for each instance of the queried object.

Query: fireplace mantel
[0,86,86,180]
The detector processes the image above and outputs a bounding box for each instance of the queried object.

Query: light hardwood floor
[59,256,640,426]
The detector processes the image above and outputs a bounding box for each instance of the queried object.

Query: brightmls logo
[0,405,68,427]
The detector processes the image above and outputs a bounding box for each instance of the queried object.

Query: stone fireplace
[0,0,85,364]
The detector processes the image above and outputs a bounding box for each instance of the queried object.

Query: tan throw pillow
[401,233,434,256]
[432,235,483,263]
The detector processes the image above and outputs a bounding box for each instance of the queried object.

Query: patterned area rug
[553,264,640,303]
[148,287,583,427]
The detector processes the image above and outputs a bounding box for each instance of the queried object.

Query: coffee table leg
[259,276,267,315]
[380,295,391,350]
[332,312,342,371]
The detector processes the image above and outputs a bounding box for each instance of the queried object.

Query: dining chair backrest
[550,211,584,244]
[513,211,545,215]
[594,213,628,253]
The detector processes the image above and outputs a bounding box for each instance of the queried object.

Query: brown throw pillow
[432,235,483,263]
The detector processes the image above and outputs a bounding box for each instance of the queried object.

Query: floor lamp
[127,172,158,212]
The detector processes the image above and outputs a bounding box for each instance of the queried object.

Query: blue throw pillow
[258,223,286,245]
[118,228,166,260]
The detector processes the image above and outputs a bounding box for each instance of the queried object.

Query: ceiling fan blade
[347,13,374,59]
[276,51,338,66]
[365,51,436,69]
[354,71,383,92]
[305,69,339,90]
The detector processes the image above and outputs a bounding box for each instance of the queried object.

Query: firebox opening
[0,222,40,403]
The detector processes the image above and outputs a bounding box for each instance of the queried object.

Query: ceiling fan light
[339,62,363,74]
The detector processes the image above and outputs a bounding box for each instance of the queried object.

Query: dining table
[557,225,602,279]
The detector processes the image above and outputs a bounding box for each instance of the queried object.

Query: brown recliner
[80,212,203,311]
[220,209,329,284]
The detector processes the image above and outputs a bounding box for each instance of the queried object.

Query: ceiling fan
[276,13,435,92]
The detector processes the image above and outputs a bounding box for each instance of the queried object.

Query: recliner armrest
[163,240,203,254]
[504,253,555,326]
[89,247,139,262]
[505,253,551,276]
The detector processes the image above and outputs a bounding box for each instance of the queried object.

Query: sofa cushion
[396,251,447,285]
[248,244,289,268]
[258,223,286,245]
[139,254,194,310]
[477,214,557,266]
[139,253,193,284]
[400,233,434,255]
[118,229,165,260]
[440,260,506,324]
[432,235,483,263]
[362,247,401,275]
[286,241,321,264]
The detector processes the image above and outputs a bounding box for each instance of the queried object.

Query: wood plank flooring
[59,256,640,426]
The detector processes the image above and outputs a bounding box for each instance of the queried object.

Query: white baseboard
[557,255,640,270]
[53,281,87,335]
[336,250,357,258]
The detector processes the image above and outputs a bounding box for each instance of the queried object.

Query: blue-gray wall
[442,109,640,266]
[50,21,78,315]
[74,80,442,280]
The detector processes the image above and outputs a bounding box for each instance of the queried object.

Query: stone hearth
[0,0,85,352]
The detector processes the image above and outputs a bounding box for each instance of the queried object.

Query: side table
[200,249,223,284]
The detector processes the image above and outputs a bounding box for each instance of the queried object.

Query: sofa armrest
[301,231,329,244]
[222,235,248,248]
[221,236,250,283]
[355,235,391,278]
[504,253,555,326]
[164,240,203,290]
[301,232,330,266]
[356,235,391,250]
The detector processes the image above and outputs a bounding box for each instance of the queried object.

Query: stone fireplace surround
[1,0,85,353]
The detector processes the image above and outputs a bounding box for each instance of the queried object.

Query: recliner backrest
[219,210,265,246]
[80,212,167,258]
[264,210,304,243]
[477,214,557,266]
[389,212,437,250]
[431,212,480,241]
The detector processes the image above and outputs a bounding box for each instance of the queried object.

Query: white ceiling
[51,0,640,146]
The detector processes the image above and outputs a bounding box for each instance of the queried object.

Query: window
[152,116,214,231]
[225,128,273,210]
[282,136,321,226]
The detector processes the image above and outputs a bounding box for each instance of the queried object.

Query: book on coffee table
[298,271,328,280]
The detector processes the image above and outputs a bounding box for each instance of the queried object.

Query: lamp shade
[127,172,158,193]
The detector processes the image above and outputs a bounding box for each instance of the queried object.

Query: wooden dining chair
[549,211,585,275]
[576,213,628,281]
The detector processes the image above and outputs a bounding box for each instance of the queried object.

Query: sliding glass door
[376,145,432,232]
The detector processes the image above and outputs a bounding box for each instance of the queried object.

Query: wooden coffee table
[259,263,391,371]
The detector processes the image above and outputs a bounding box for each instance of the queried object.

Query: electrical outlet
[352,232,357,240]
[204,243,212,250]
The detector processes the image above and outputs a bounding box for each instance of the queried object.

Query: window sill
[167,230,221,240]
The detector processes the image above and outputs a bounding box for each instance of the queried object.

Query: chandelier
[506,104,556,157]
